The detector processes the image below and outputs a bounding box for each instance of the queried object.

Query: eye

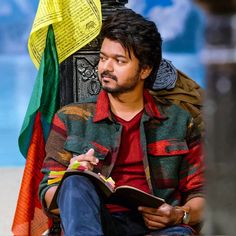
[116,59,126,64]
[99,55,107,62]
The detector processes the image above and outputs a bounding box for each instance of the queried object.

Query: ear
[140,66,152,80]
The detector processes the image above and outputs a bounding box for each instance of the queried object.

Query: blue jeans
[57,175,194,236]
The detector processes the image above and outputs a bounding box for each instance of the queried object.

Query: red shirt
[106,110,151,212]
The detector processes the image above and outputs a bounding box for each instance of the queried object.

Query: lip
[101,76,114,82]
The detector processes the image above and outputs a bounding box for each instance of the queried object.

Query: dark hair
[100,9,162,87]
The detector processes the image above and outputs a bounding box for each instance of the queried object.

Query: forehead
[100,38,131,58]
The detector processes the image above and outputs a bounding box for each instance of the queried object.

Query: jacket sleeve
[179,117,205,203]
[38,113,72,208]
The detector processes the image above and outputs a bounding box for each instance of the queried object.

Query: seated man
[39,9,205,236]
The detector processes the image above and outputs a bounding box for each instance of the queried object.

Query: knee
[61,175,94,192]
[58,175,101,209]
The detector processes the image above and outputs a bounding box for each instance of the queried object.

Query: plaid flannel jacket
[39,89,204,209]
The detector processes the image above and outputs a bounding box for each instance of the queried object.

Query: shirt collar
[93,89,166,122]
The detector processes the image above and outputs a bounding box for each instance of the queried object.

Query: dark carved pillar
[59,0,128,106]
[194,1,236,234]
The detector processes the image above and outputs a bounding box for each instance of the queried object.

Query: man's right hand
[45,149,99,213]
[68,148,99,171]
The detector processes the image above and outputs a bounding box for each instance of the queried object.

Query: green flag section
[12,26,59,235]
[18,25,60,158]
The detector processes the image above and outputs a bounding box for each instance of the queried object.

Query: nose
[99,58,114,72]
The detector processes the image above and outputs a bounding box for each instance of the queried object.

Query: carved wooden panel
[73,50,100,102]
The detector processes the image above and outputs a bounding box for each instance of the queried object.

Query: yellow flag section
[28,0,102,68]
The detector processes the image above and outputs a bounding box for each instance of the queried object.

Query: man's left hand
[138,203,183,229]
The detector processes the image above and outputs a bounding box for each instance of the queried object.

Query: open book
[48,169,165,211]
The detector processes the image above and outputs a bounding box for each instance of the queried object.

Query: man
[39,9,205,236]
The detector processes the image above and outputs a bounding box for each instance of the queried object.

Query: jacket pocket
[148,139,189,189]
[64,135,109,160]
[148,139,189,156]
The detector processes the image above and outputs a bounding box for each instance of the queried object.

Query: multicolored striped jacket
[39,89,204,209]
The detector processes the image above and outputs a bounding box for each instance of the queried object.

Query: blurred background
[0,0,206,234]
[0,0,38,166]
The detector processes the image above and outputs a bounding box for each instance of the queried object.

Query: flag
[28,0,102,69]
[12,0,102,234]
[12,26,59,236]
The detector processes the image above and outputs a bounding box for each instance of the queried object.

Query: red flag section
[12,113,52,235]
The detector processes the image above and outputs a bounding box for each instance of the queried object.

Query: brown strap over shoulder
[149,70,204,132]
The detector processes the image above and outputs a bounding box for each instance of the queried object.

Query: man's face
[98,38,144,94]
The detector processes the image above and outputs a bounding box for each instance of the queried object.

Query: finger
[143,212,169,225]
[70,155,84,164]
[74,153,99,165]
[138,206,160,215]
[85,148,94,156]
[143,216,166,229]
[79,161,94,171]
[142,213,162,222]
[85,149,99,164]
[143,218,166,229]
[69,155,86,169]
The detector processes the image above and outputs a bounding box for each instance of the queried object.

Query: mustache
[101,71,117,81]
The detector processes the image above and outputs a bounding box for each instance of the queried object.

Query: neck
[108,87,145,121]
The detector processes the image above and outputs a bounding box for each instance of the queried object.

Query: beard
[100,70,141,95]
[102,81,139,94]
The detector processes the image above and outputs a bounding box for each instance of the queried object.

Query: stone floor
[0,167,24,235]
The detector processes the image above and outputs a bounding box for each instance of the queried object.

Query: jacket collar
[93,90,111,122]
[93,89,166,122]
[143,90,166,120]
